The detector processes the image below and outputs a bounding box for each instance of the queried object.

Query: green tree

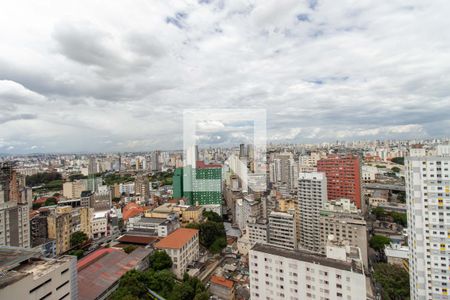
[123,245,137,254]
[203,210,223,222]
[391,212,407,227]
[369,235,391,252]
[373,263,410,300]
[391,166,401,173]
[199,221,226,250]
[68,249,84,259]
[70,231,88,247]
[44,197,57,206]
[391,157,405,165]
[371,207,386,219]
[210,236,227,254]
[149,250,173,271]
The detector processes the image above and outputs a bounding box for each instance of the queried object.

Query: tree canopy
[70,231,88,248]
[26,172,62,187]
[111,268,209,300]
[44,197,57,206]
[148,250,173,271]
[369,235,391,252]
[373,263,410,300]
[391,157,405,165]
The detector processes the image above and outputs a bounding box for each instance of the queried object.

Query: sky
[0,0,449,154]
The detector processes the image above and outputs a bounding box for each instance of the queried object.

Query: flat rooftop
[251,244,363,274]
[0,247,40,273]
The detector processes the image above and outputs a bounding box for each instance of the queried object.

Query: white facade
[247,218,268,245]
[92,211,108,239]
[0,201,30,248]
[297,172,327,252]
[249,244,366,300]
[406,154,450,300]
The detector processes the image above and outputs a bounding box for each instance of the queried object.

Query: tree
[373,263,410,300]
[124,245,137,254]
[26,172,62,187]
[391,166,401,173]
[210,237,227,254]
[369,235,391,252]
[44,197,57,206]
[391,212,407,227]
[70,231,88,247]
[203,210,223,222]
[149,250,172,271]
[198,221,226,250]
[391,157,405,165]
[68,249,84,259]
[371,207,386,219]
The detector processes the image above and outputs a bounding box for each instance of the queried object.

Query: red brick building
[317,154,362,209]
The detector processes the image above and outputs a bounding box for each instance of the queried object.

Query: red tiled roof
[77,248,118,271]
[155,228,198,249]
[123,202,144,221]
[211,275,234,289]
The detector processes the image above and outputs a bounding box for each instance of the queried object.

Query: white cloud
[0,0,449,153]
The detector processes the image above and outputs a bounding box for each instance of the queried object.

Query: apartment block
[268,210,297,250]
[249,243,367,300]
[154,228,199,279]
[317,154,363,210]
[297,172,327,252]
[47,206,72,255]
[406,148,450,300]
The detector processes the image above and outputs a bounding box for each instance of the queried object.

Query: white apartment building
[63,179,87,199]
[298,172,327,252]
[249,243,367,300]
[0,201,30,248]
[268,210,297,250]
[0,247,78,300]
[92,211,108,239]
[155,228,199,279]
[406,146,450,300]
[235,196,261,232]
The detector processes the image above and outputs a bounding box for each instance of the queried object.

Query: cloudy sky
[1,0,449,153]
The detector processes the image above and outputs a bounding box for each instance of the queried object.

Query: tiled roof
[123,202,144,220]
[117,235,158,245]
[77,247,151,300]
[154,228,198,249]
[210,275,234,289]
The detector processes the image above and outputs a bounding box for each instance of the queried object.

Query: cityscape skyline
[1,1,450,154]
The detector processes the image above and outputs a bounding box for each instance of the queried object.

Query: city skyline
[1,0,450,154]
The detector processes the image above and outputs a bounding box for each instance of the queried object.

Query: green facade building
[172,162,222,206]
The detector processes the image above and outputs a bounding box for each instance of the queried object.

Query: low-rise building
[209,275,235,300]
[154,228,199,279]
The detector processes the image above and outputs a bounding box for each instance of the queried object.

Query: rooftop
[155,228,198,249]
[251,244,363,274]
[210,275,234,289]
[77,247,152,300]
[117,234,159,245]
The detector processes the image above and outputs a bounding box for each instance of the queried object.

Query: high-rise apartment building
[0,163,30,248]
[317,154,363,210]
[173,161,222,206]
[406,146,450,300]
[135,174,150,200]
[297,172,327,252]
[63,179,87,199]
[249,243,367,300]
[47,206,72,255]
[268,210,297,250]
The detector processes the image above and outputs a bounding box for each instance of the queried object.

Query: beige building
[63,180,87,199]
[154,228,199,279]
[268,210,297,250]
[181,206,203,223]
[47,206,72,255]
[0,247,78,300]
[79,207,93,239]
[320,211,368,270]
